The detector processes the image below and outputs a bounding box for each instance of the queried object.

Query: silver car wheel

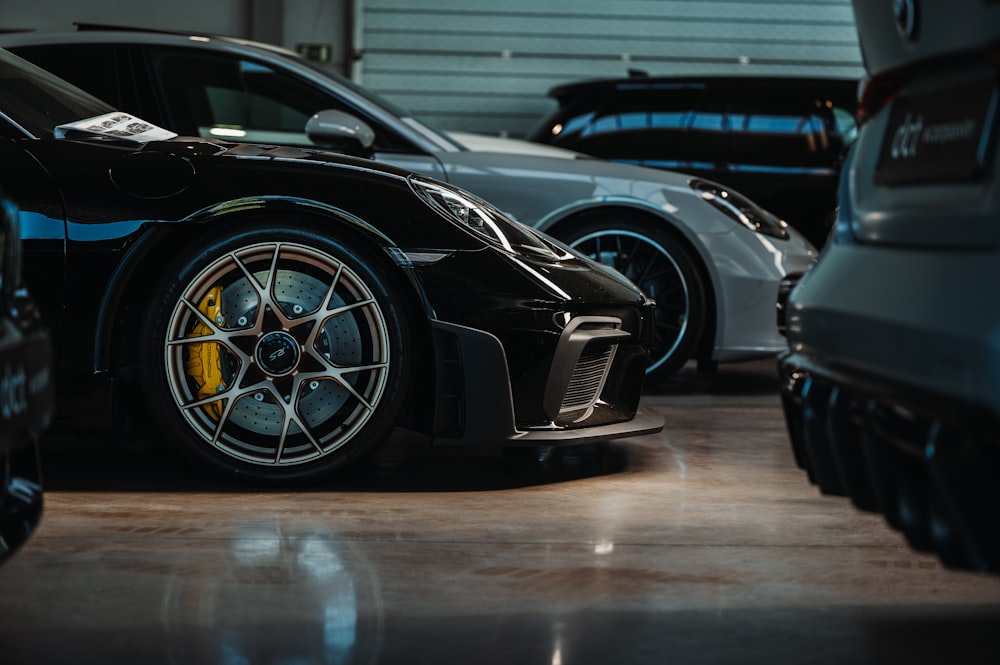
[162,241,391,467]
[569,228,695,377]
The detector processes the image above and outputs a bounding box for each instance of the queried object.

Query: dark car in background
[529,74,859,249]
[0,190,53,563]
[779,1,1000,573]
[0,46,662,485]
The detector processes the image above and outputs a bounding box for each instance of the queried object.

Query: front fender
[92,197,433,374]
[535,195,709,252]
[181,195,394,246]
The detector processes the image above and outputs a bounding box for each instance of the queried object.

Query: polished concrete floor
[1,360,999,664]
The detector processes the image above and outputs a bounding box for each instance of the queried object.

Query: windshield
[0,47,114,137]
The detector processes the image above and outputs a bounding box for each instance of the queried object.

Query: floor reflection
[158,522,384,665]
[3,360,998,665]
[37,427,631,493]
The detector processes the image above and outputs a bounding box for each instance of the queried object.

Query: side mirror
[305,110,376,158]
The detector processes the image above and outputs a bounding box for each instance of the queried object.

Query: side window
[203,60,314,143]
[9,44,126,110]
[683,87,729,167]
[726,88,835,169]
[574,86,703,166]
[144,47,406,150]
[146,48,324,145]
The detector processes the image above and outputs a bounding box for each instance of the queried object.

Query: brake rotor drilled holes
[165,241,392,468]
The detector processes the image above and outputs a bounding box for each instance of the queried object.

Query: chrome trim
[0,110,34,139]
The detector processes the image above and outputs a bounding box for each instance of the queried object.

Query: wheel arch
[96,198,438,429]
[540,201,721,365]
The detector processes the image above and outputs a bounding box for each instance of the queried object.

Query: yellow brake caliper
[185,286,226,420]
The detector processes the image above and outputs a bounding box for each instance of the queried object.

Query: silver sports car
[1,26,818,383]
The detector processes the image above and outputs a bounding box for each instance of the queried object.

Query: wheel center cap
[255,331,300,376]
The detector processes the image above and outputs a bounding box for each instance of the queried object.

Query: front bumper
[408,241,663,446]
[700,226,816,363]
[429,312,663,447]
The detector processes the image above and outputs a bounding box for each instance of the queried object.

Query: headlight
[408,175,566,260]
[688,178,789,240]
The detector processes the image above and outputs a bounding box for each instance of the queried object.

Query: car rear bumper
[0,441,44,563]
[778,350,1000,573]
[786,239,1000,410]
[0,322,53,563]
[778,233,1000,572]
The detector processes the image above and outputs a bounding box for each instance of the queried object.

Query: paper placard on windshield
[54,112,177,142]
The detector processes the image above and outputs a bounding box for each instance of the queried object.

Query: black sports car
[0,48,662,484]
[1,189,53,562]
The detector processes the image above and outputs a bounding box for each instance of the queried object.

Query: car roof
[548,73,860,107]
[0,23,299,57]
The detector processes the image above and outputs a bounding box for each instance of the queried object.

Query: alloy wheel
[569,229,692,376]
[162,241,391,467]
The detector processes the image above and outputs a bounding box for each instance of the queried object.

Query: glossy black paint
[0,41,665,469]
[0,131,654,442]
[529,75,859,249]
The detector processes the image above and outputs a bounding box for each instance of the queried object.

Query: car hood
[447,131,586,159]
[145,136,418,181]
[438,148,698,190]
[432,147,718,230]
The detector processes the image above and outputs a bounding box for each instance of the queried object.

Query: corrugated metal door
[354,0,863,138]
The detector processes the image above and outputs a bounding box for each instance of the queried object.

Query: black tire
[138,221,411,484]
[560,213,707,383]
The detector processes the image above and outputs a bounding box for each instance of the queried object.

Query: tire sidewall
[560,214,707,382]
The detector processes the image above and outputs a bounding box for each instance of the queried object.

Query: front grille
[559,344,616,418]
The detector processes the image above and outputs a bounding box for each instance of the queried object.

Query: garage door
[354,0,864,138]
